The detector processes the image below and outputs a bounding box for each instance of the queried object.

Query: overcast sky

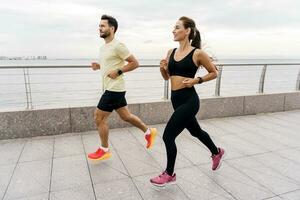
[1,0,300,59]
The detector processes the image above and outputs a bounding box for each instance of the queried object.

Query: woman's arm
[160,49,173,80]
[182,49,218,88]
[195,49,218,82]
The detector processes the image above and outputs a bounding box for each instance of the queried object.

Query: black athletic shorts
[97,90,127,112]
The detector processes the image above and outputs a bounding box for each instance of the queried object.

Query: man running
[88,15,157,160]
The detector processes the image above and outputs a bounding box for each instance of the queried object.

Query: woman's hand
[182,78,198,88]
[160,59,168,71]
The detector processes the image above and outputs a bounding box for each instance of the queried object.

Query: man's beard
[100,31,110,38]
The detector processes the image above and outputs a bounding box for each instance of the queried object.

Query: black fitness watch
[117,69,123,75]
[197,77,203,84]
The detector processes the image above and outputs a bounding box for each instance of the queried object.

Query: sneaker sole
[88,153,111,161]
[147,128,157,149]
[151,180,176,187]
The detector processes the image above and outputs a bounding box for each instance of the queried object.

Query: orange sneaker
[145,128,157,149]
[88,148,111,160]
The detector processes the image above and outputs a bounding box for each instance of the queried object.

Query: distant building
[0,56,8,60]
[0,56,47,60]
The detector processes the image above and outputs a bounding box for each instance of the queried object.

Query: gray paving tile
[2,110,300,200]
[227,156,300,195]
[6,193,48,200]
[264,197,283,200]
[87,149,129,184]
[207,136,245,160]
[209,119,244,135]
[176,135,212,165]
[94,178,142,200]
[175,166,235,200]
[4,160,51,200]
[19,138,54,162]
[109,129,161,177]
[242,117,300,147]
[50,154,91,192]
[54,135,84,158]
[236,130,287,152]
[0,164,15,199]
[217,134,268,155]
[128,127,196,170]
[267,115,300,130]
[82,134,129,184]
[279,189,300,200]
[222,118,289,151]
[276,149,300,165]
[198,162,274,200]
[256,129,299,149]
[50,184,94,200]
[81,133,114,154]
[202,121,236,138]
[253,153,300,184]
[132,173,190,200]
[0,140,26,165]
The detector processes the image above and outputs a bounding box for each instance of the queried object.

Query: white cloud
[0,0,300,58]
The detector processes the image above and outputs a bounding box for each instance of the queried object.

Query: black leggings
[163,87,218,175]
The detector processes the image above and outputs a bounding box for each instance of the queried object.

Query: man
[88,15,157,160]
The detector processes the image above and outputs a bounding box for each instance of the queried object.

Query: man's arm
[119,55,139,73]
[107,55,139,79]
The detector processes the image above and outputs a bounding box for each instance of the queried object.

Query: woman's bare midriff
[170,76,190,91]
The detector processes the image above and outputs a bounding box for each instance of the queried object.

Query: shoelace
[159,172,168,178]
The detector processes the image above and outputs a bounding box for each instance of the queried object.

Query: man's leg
[87,108,112,160]
[116,106,147,132]
[116,106,157,149]
[94,108,111,148]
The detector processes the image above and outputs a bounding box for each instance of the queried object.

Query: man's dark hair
[101,15,118,33]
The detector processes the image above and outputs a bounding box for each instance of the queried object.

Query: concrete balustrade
[1,91,299,140]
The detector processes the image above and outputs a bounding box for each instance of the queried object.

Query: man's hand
[182,78,198,88]
[91,62,100,70]
[107,69,119,79]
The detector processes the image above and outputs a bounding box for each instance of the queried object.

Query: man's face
[99,20,113,38]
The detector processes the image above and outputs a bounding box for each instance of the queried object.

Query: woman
[150,16,225,187]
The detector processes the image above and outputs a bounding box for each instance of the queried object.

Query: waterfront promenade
[0,110,299,200]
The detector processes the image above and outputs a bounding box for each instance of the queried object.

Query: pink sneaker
[150,171,176,187]
[211,148,225,170]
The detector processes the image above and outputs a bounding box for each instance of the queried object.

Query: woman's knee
[163,131,175,144]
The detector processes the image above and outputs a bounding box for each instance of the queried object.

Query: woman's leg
[163,102,195,175]
[185,117,218,155]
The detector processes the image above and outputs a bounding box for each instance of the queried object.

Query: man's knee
[94,110,107,126]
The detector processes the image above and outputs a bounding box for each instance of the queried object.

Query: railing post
[163,80,169,100]
[23,68,33,109]
[296,68,300,91]
[259,65,267,93]
[215,65,223,96]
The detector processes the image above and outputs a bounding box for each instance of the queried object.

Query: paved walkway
[0,110,300,200]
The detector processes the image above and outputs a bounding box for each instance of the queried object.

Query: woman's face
[172,20,190,41]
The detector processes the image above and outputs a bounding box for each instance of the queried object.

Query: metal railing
[213,63,300,96]
[0,63,300,110]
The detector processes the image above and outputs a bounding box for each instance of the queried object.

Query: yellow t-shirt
[99,39,131,92]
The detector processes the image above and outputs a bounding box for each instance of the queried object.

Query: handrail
[1,63,299,110]
[1,63,300,69]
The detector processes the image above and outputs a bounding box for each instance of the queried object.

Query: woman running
[150,16,225,187]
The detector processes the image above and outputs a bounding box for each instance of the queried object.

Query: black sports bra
[168,48,198,78]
